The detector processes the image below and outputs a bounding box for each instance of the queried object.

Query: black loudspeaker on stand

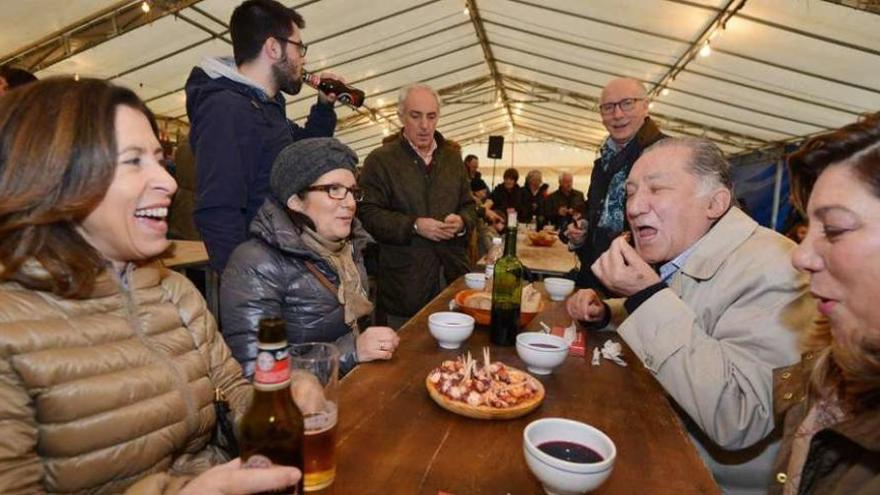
[487,135,504,185]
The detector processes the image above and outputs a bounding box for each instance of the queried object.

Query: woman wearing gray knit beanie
[220,137,399,378]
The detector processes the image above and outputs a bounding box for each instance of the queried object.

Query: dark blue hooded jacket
[185,56,336,272]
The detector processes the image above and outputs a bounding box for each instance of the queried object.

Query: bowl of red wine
[516,332,568,375]
[523,418,616,494]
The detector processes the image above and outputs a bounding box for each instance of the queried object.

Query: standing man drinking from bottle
[186,0,345,273]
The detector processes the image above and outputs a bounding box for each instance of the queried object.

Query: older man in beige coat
[567,137,815,494]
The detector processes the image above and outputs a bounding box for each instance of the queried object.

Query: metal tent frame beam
[485,22,840,131]
[498,63,791,142]
[466,0,515,130]
[506,0,880,96]
[1,0,206,70]
[500,74,767,148]
[649,0,747,99]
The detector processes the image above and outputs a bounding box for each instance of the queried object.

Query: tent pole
[771,159,784,231]
[511,134,515,167]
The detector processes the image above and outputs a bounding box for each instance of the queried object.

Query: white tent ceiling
[2,0,879,168]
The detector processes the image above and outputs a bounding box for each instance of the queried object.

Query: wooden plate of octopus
[425,349,544,420]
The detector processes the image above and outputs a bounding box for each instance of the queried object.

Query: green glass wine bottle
[490,210,524,346]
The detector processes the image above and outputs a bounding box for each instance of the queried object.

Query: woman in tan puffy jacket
[0,78,300,494]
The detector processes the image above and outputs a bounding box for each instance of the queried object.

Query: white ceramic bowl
[544,277,575,301]
[464,272,487,290]
[523,418,616,495]
[516,332,569,375]
[428,312,475,349]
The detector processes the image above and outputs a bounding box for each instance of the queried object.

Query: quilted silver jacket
[221,199,371,377]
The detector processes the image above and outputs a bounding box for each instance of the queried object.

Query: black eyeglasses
[274,36,308,57]
[305,183,364,201]
[598,97,645,115]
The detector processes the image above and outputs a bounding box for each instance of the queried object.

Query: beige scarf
[299,226,373,331]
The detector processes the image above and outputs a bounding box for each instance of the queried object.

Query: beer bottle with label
[302,70,365,107]
[240,318,304,494]
[490,210,524,346]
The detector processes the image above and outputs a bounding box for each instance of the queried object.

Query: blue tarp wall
[730,143,802,233]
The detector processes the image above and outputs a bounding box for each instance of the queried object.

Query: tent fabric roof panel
[1,0,122,57]
[488,0,726,44]
[3,0,879,157]
[691,56,880,114]
[710,10,880,95]
[651,101,792,141]
[723,0,880,53]
[36,15,209,82]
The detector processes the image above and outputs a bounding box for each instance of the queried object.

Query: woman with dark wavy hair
[771,112,880,494]
[0,77,298,493]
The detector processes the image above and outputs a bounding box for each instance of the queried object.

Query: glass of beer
[289,343,339,492]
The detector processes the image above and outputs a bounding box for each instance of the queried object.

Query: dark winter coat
[185,57,336,273]
[545,188,586,229]
[768,354,880,495]
[490,183,525,220]
[220,199,371,377]
[521,183,549,224]
[358,131,476,317]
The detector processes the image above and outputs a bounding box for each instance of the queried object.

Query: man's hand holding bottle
[312,71,346,105]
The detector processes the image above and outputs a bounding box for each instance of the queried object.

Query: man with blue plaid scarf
[566,78,666,294]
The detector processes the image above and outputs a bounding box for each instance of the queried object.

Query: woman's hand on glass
[357,326,400,362]
[289,370,328,415]
[181,458,300,494]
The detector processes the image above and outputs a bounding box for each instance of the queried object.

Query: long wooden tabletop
[160,240,209,269]
[315,279,719,494]
[515,235,577,276]
[480,231,578,277]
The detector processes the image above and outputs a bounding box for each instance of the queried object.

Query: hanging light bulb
[463,6,469,16]
[661,88,670,96]
[699,42,712,57]
[74,73,80,81]
[648,102,655,109]
[141,1,151,13]
[382,127,390,136]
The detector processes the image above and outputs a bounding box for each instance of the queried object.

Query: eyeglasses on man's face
[305,183,364,202]
[599,97,645,115]
[274,36,308,57]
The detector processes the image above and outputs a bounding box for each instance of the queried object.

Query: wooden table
[480,231,578,278]
[315,279,719,494]
[515,234,578,277]
[159,240,218,317]
[161,240,208,269]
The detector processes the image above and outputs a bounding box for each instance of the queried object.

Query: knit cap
[270,137,359,203]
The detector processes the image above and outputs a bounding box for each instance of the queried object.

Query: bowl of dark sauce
[516,332,568,375]
[523,418,616,494]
